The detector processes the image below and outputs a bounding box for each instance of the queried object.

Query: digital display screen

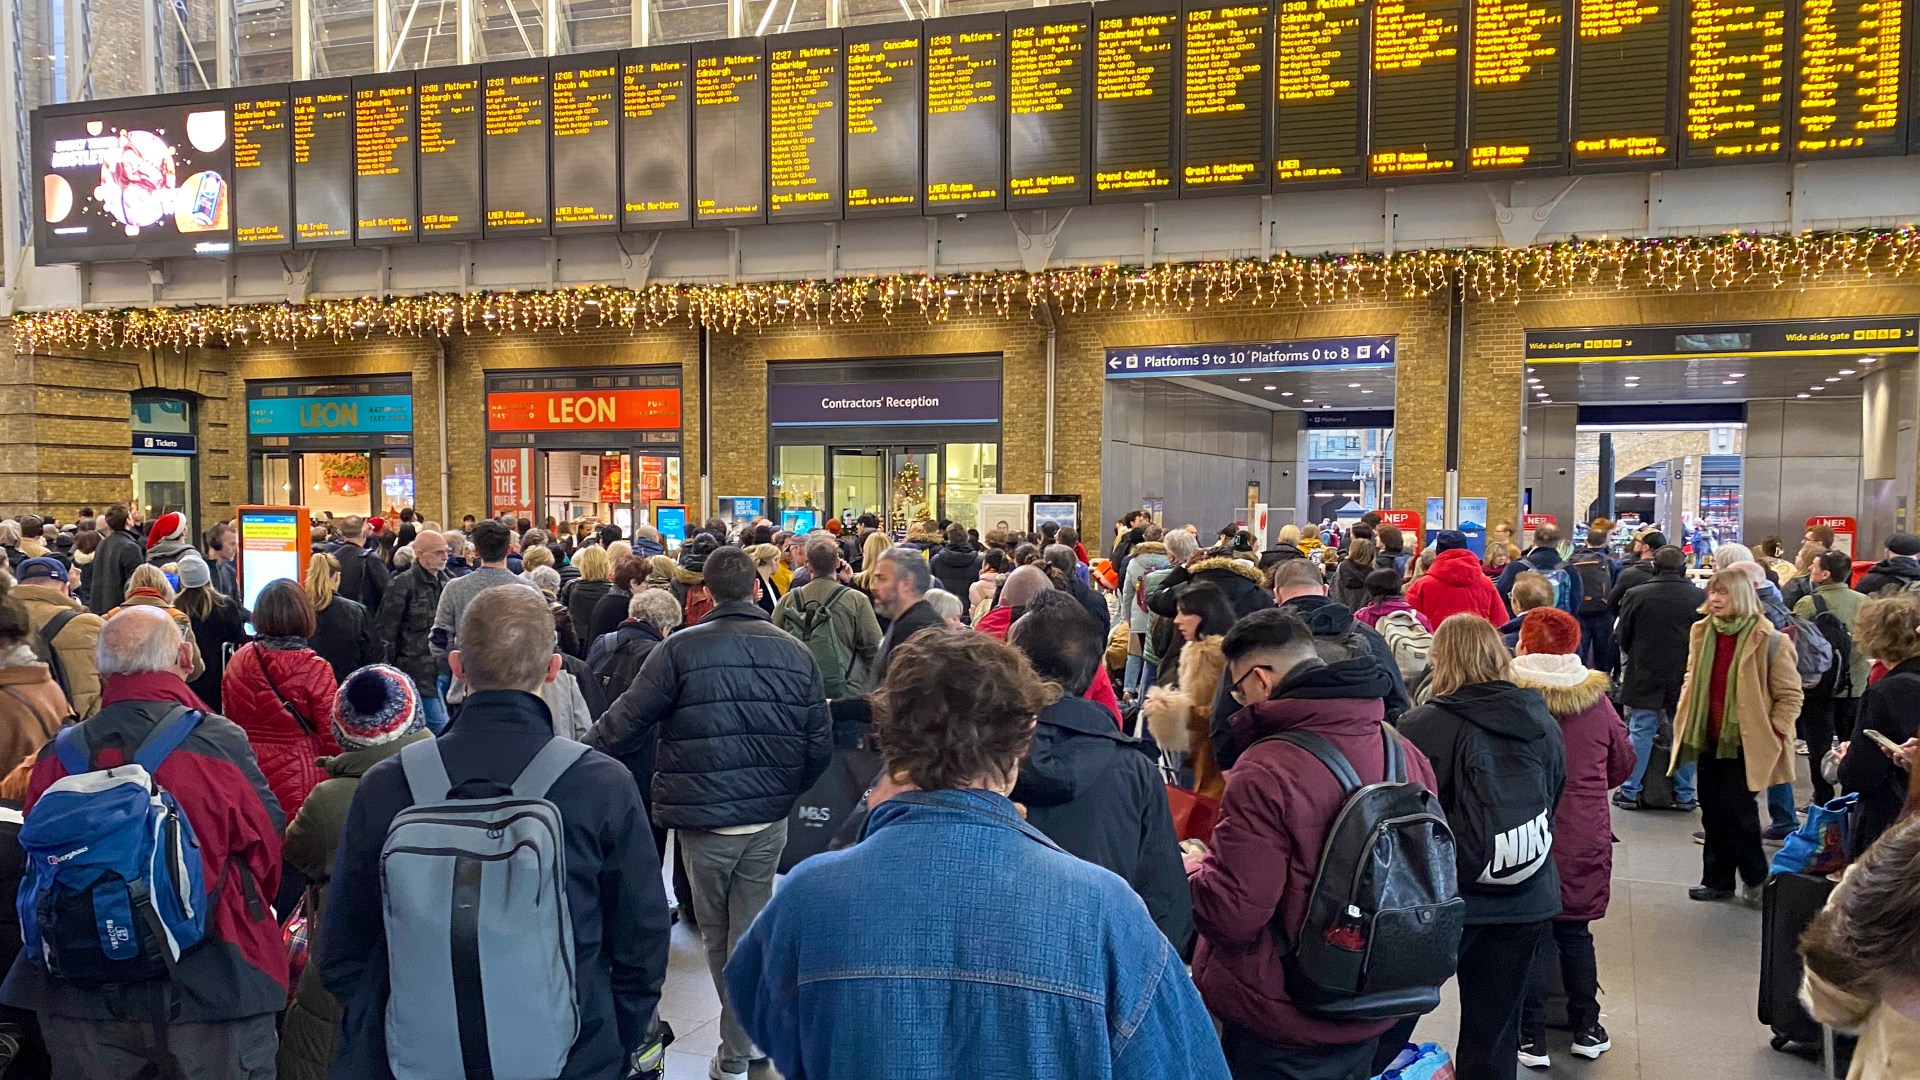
[1370,0,1465,177]
[353,73,416,241]
[1570,0,1674,167]
[622,46,693,229]
[1682,0,1789,162]
[1093,0,1180,200]
[1181,0,1271,195]
[1794,0,1904,156]
[1007,6,1091,207]
[926,13,1008,212]
[692,38,767,225]
[232,88,292,250]
[655,505,689,545]
[844,26,923,216]
[292,79,354,246]
[767,29,843,222]
[238,509,307,616]
[1468,0,1567,170]
[417,67,483,239]
[1274,0,1368,185]
[484,59,551,234]
[552,53,621,230]
[34,94,233,264]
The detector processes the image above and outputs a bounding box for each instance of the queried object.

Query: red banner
[1807,515,1858,557]
[1373,509,1423,553]
[490,448,533,518]
[1523,513,1557,532]
[486,389,681,432]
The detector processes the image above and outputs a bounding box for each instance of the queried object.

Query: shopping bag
[780,746,884,873]
[1373,1041,1455,1080]
[283,894,310,999]
[1769,793,1857,877]
[1165,781,1220,843]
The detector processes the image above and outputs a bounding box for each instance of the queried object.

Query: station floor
[650,782,1831,1080]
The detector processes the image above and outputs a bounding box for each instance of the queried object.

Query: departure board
[1093,0,1181,201]
[1007,6,1092,207]
[417,67,483,239]
[484,60,551,234]
[1274,0,1368,185]
[1794,0,1905,157]
[353,73,416,242]
[768,30,843,222]
[1570,0,1675,168]
[1181,0,1271,195]
[1371,0,1465,177]
[232,88,292,250]
[292,78,354,247]
[1468,0,1567,170]
[1681,0,1789,163]
[552,53,620,230]
[926,14,1008,212]
[844,26,922,216]
[621,46,693,229]
[692,39,766,225]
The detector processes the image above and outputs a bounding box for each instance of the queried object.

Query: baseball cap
[16,557,64,583]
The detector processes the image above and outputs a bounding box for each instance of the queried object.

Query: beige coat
[11,582,104,718]
[1670,620,1800,792]
[1143,634,1225,800]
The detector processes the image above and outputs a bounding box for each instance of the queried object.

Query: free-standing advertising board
[1372,508,1422,554]
[1807,516,1857,557]
[236,506,310,616]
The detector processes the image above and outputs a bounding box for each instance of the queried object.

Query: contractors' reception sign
[1104,337,1396,379]
[485,388,682,431]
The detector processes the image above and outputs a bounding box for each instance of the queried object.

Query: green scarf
[1680,615,1758,765]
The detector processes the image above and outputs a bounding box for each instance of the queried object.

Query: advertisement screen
[35,95,233,264]
[655,505,689,547]
[238,507,309,615]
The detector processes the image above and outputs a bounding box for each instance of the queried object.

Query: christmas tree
[892,460,931,528]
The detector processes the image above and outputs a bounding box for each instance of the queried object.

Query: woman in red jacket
[1510,608,1635,1067]
[222,578,339,818]
[1406,531,1512,627]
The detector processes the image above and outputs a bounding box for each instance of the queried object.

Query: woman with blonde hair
[1399,614,1565,1080]
[1671,566,1800,905]
[853,530,892,594]
[748,543,783,615]
[304,551,376,682]
[567,542,615,638]
[110,563,205,680]
[1296,521,1324,561]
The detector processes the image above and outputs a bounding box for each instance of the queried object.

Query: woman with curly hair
[1836,593,1920,857]
[724,629,1229,1080]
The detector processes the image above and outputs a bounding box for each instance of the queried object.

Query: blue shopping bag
[1373,1042,1454,1080]
[1770,793,1857,877]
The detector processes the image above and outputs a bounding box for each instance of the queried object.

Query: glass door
[888,446,939,533]
[831,448,885,528]
[254,453,295,505]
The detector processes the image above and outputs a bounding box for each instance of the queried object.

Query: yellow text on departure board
[1094,11,1176,192]
[845,38,918,209]
[926,30,1002,203]
[354,84,411,180]
[1571,0,1668,156]
[1009,21,1085,197]
[1473,0,1560,86]
[694,54,763,217]
[553,65,617,225]
[1277,0,1362,103]
[1795,0,1902,152]
[769,45,837,210]
[1374,0,1459,72]
[1685,0,1787,155]
[623,62,686,214]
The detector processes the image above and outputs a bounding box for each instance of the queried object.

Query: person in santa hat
[144,510,199,568]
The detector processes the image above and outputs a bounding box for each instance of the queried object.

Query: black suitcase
[1639,714,1678,810]
[1759,872,1835,1051]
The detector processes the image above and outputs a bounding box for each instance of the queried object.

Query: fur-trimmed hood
[672,563,704,586]
[1186,555,1265,584]
[1129,541,1167,557]
[1510,653,1611,717]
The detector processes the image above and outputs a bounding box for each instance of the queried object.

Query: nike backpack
[1450,716,1560,893]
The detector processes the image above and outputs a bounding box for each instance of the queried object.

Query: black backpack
[590,633,652,701]
[1809,594,1856,700]
[1449,711,1561,893]
[1254,723,1463,1021]
[1566,550,1612,615]
[29,610,79,708]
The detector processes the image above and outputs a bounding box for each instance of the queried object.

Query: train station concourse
[4,0,1920,1075]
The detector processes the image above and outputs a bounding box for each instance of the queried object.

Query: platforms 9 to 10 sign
[29,0,1917,260]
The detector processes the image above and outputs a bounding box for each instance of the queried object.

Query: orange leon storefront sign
[486,389,682,432]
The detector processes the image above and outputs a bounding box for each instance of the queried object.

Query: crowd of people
[0,500,1908,1079]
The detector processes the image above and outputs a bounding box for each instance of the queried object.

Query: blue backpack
[1541,567,1581,616]
[17,706,211,986]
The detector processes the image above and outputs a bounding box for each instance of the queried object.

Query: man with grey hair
[869,545,943,679]
[322,585,673,1080]
[4,606,286,1079]
[588,545,829,1080]
[375,528,452,732]
[330,513,390,612]
[772,534,882,705]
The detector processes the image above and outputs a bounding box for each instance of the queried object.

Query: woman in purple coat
[1509,607,1636,1069]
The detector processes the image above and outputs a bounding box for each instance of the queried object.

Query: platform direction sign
[1104,336,1396,378]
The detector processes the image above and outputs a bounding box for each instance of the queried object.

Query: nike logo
[1478,809,1553,885]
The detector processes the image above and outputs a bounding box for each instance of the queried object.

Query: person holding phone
[1836,594,1920,856]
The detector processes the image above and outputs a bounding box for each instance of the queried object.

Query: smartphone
[1867,729,1906,756]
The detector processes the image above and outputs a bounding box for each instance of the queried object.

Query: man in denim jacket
[725,630,1228,1080]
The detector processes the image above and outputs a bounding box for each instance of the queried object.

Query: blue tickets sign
[1103,337,1397,378]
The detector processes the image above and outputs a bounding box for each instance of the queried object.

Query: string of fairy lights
[16,229,1920,354]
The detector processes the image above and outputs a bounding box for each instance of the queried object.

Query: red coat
[221,642,340,818]
[1512,661,1636,922]
[1407,548,1511,626]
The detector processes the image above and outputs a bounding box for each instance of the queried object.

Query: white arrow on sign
[1108,356,1122,370]
[1379,342,1393,359]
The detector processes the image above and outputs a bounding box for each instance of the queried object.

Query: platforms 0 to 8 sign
[1104,336,1397,377]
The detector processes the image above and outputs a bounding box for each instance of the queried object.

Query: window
[158,0,222,91]
[650,0,726,44]
[313,0,378,75]
[389,0,463,69]
[774,445,826,521]
[237,0,296,83]
[477,0,548,58]
[743,0,827,35]
[560,0,633,49]
[943,442,998,537]
[843,0,932,24]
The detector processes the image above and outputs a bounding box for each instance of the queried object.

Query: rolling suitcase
[1759,872,1834,1052]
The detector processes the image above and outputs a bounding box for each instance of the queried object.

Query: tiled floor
[654,788,1833,1080]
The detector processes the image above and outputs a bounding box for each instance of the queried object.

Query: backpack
[1809,594,1855,699]
[383,737,590,1080]
[29,609,79,707]
[1447,707,1561,891]
[779,585,857,700]
[1540,567,1581,616]
[590,632,652,701]
[1781,613,1836,690]
[1253,723,1463,1020]
[17,706,211,986]
[1565,551,1612,615]
[683,583,715,626]
[1311,623,1374,668]
[1376,610,1433,681]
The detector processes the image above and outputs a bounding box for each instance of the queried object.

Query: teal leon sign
[248,394,413,435]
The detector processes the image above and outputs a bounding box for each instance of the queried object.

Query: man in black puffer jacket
[585,545,830,1080]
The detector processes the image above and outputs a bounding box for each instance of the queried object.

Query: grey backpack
[383,737,591,1080]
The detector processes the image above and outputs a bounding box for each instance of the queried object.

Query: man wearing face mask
[1185,608,1439,1079]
